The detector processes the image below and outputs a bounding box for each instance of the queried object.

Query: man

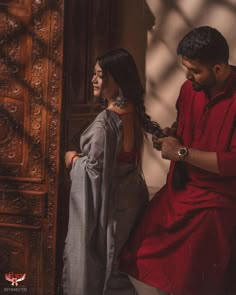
[120,26,236,295]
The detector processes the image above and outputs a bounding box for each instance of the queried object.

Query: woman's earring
[113,89,128,109]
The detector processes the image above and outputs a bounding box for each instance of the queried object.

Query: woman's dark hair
[96,48,164,137]
[177,26,229,65]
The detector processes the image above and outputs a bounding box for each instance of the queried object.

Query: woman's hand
[65,151,79,169]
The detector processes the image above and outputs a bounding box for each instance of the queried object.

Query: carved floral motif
[0,0,64,294]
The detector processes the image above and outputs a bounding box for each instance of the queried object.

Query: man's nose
[186,70,193,80]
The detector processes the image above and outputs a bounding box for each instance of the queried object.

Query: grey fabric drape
[63,110,148,295]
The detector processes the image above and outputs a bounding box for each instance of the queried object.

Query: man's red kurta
[120,67,236,295]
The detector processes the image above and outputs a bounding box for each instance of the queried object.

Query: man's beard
[191,70,217,92]
[191,82,205,92]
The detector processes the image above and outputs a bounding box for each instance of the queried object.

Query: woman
[62,48,163,295]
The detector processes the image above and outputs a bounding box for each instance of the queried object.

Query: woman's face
[92,62,119,100]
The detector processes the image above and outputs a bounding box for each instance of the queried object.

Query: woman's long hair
[96,48,164,137]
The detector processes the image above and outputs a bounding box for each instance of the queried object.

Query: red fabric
[113,111,141,163]
[119,67,236,295]
[118,151,139,163]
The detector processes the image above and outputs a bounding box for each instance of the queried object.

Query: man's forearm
[183,148,219,174]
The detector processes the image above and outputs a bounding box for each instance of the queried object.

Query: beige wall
[143,0,236,198]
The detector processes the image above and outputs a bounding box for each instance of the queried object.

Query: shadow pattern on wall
[142,0,236,191]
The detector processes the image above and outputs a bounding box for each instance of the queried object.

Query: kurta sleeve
[217,121,236,176]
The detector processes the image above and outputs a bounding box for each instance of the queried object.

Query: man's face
[181,57,217,91]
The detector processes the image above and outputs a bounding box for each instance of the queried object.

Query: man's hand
[156,136,183,161]
[152,135,163,150]
[152,122,177,150]
[153,132,220,173]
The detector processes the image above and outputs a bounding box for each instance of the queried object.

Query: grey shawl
[63,110,148,295]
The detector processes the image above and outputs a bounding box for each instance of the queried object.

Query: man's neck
[208,65,232,99]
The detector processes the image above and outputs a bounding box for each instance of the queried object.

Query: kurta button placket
[199,104,210,136]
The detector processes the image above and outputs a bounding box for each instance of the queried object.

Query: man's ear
[212,63,224,75]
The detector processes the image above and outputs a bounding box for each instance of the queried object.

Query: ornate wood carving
[45,0,63,293]
[0,190,46,216]
[0,228,42,294]
[0,0,64,294]
[0,1,29,8]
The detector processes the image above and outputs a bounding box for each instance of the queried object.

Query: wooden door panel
[0,1,47,182]
[64,0,114,115]
[67,113,100,150]
[0,190,47,216]
[0,0,64,294]
[0,226,42,294]
[0,98,24,166]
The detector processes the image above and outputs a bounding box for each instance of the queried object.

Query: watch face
[178,147,188,159]
[179,148,186,155]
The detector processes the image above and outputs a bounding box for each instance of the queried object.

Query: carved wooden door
[0,1,64,294]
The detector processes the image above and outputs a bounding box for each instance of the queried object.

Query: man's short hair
[177,26,229,64]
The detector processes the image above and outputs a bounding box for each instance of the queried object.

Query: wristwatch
[177,146,188,160]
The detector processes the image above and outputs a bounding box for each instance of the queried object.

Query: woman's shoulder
[96,108,121,121]
[94,105,136,130]
[93,109,122,129]
[95,109,113,121]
